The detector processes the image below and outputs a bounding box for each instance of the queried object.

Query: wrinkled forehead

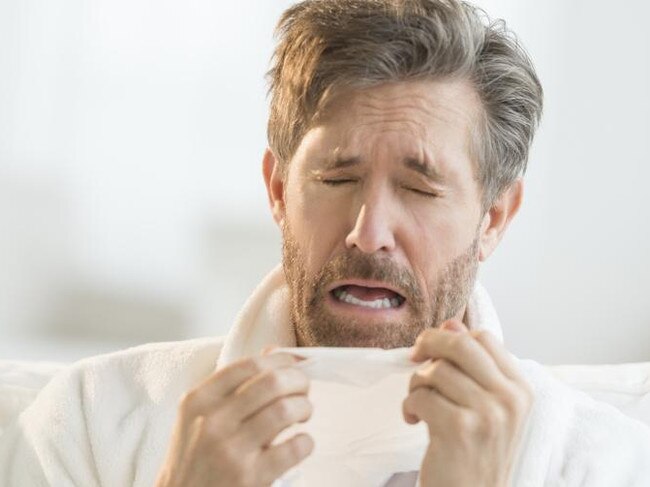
[308,79,485,167]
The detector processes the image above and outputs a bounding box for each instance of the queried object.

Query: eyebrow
[322,155,446,184]
[404,157,446,184]
[323,156,362,170]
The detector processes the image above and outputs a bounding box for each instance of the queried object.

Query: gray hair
[267,0,543,209]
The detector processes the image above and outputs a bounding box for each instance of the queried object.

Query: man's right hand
[154,352,313,487]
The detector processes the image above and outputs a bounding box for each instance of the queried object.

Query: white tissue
[270,347,429,487]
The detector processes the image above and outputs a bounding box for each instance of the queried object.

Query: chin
[297,320,420,349]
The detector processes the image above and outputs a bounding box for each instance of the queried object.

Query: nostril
[344,225,396,254]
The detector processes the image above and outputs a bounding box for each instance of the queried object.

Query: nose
[345,191,397,254]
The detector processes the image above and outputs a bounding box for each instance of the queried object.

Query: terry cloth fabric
[1,264,650,486]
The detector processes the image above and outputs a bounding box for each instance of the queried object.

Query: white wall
[0,0,648,364]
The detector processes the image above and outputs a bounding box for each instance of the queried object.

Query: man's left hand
[403,320,533,487]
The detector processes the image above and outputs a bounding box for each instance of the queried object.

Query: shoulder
[57,336,226,403]
[20,335,227,433]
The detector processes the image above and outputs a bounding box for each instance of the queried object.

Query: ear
[478,178,524,261]
[262,148,286,226]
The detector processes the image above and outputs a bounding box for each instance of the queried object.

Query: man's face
[275,79,488,348]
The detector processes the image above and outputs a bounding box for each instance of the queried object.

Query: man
[2,1,650,486]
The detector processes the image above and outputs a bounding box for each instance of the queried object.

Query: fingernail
[261,345,276,355]
[442,321,465,333]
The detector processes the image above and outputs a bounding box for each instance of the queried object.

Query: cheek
[286,183,351,272]
[404,202,479,281]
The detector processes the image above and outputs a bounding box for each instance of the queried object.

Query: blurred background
[0,0,648,365]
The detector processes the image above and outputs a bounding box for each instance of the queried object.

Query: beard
[281,222,480,349]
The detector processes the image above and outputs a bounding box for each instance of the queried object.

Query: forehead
[290,79,484,190]
[310,79,483,165]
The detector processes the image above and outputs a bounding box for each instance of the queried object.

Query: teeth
[336,290,401,309]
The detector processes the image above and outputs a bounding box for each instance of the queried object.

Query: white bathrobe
[2,265,650,486]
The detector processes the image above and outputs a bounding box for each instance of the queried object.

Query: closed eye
[406,186,439,198]
[322,179,356,186]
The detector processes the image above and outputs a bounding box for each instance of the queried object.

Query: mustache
[311,250,424,305]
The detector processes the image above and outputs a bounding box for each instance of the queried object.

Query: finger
[403,387,467,438]
[409,358,487,408]
[226,367,310,424]
[410,328,509,394]
[440,320,468,333]
[214,353,300,397]
[239,394,312,448]
[257,433,314,485]
[182,353,300,418]
[410,320,467,362]
[472,330,525,383]
[261,345,278,355]
[268,348,308,361]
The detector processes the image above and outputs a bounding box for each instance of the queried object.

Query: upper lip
[327,279,407,300]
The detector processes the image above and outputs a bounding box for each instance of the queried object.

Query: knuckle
[272,397,295,423]
[179,389,199,416]
[243,357,264,376]
[503,395,522,415]
[412,360,447,390]
[426,361,444,384]
[502,385,533,417]
[454,411,478,434]
[264,370,286,393]
[433,358,450,375]
[478,404,506,437]
[201,410,227,442]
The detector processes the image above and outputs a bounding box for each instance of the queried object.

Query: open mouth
[329,283,406,310]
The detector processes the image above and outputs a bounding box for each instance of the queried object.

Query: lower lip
[326,291,406,318]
